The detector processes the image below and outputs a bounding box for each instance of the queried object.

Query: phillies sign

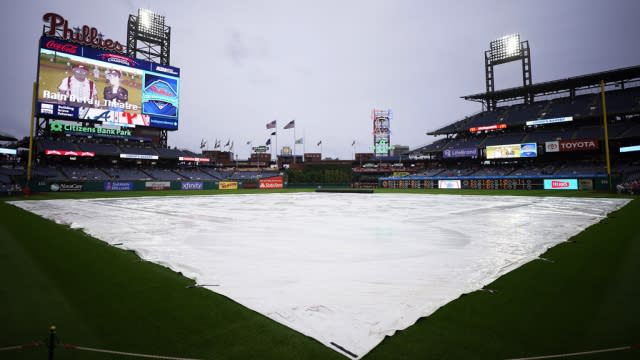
[43,12,124,53]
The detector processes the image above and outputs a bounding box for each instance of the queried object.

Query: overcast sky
[2,0,640,159]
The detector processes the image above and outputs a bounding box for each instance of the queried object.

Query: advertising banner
[219,181,238,190]
[545,141,559,153]
[526,116,573,126]
[486,143,537,159]
[145,181,171,190]
[558,139,599,152]
[37,37,180,130]
[181,182,204,190]
[104,181,133,191]
[45,149,95,157]
[120,154,159,160]
[543,179,578,190]
[443,148,478,158]
[50,183,83,192]
[259,176,284,189]
[438,180,462,189]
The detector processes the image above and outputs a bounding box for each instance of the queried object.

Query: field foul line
[505,345,635,360]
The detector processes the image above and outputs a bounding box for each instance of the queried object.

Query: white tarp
[10,194,629,358]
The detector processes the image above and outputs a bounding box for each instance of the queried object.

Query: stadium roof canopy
[462,65,640,104]
[0,132,17,141]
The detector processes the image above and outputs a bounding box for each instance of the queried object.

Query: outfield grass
[1,189,638,359]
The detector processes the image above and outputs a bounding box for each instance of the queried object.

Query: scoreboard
[380,178,543,190]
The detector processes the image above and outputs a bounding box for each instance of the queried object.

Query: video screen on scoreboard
[486,143,537,159]
[36,37,180,130]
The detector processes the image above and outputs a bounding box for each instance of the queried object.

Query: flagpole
[303,129,306,162]
[293,121,296,162]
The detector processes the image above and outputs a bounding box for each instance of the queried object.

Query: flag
[352,140,356,146]
[200,139,206,149]
[229,141,234,151]
[246,140,252,145]
[317,140,322,146]
[270,131,276,136]
[214,139,220,149]
[266,138,271,145]
[266,120,276,129]
[283,120,295,129]
[225,139,230,147]
[295,137,304,144]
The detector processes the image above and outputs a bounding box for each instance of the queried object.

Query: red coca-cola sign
[43,12,124,53]
[45,39,78,54]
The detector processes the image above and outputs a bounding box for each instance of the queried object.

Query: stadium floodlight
[137,8,165,38]
[489,33,521,64]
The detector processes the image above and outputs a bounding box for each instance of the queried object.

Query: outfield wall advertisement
[543,179,578,190]
[259,176,284,189]
[37,36,180,130]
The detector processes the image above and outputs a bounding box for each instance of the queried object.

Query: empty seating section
[157,147,187,158]
[32,165,66,180]
[174,168,217,180]
[502,103,545,125]
[571,126,602,139]
[553,162,606,176]
[144,168,183,180]
[522,130,568,143]
[38,139,79,151]
[472,166,514,177]
[120,146,158,156]
[542,93,598,118]
[61,166,110,180]
[103,168,150,180]
[483,132,525,146]
[77,143,121,156]
[443,136,485,150]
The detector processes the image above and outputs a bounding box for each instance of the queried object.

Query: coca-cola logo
[45,40,78,54]
[43,12,124,53]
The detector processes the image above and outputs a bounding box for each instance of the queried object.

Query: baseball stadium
[1,7,639,360]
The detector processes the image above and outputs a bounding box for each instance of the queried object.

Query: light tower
[485,33,532,109]
[126,8,172,146]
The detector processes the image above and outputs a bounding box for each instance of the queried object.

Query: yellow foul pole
[600,80,612,192]
[27,82,36,183]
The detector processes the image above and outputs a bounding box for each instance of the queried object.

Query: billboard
[545,139,598,153]
[443,148,477,159]
[259,176,284,189]
[104,181,133,191]
[544,179,578,190]
[438,180,462,189]
[372,109,392,156]
[219,181,238,190]
[36,37,180,130]
[486,143,537,159]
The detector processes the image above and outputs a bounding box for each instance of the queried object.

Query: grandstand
[390,65,640,189]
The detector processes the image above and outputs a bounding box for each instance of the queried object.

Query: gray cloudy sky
[2,0,639,159]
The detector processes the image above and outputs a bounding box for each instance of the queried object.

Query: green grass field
[1,189,638,359]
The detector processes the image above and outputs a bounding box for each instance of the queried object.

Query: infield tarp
[9,194,630,358]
